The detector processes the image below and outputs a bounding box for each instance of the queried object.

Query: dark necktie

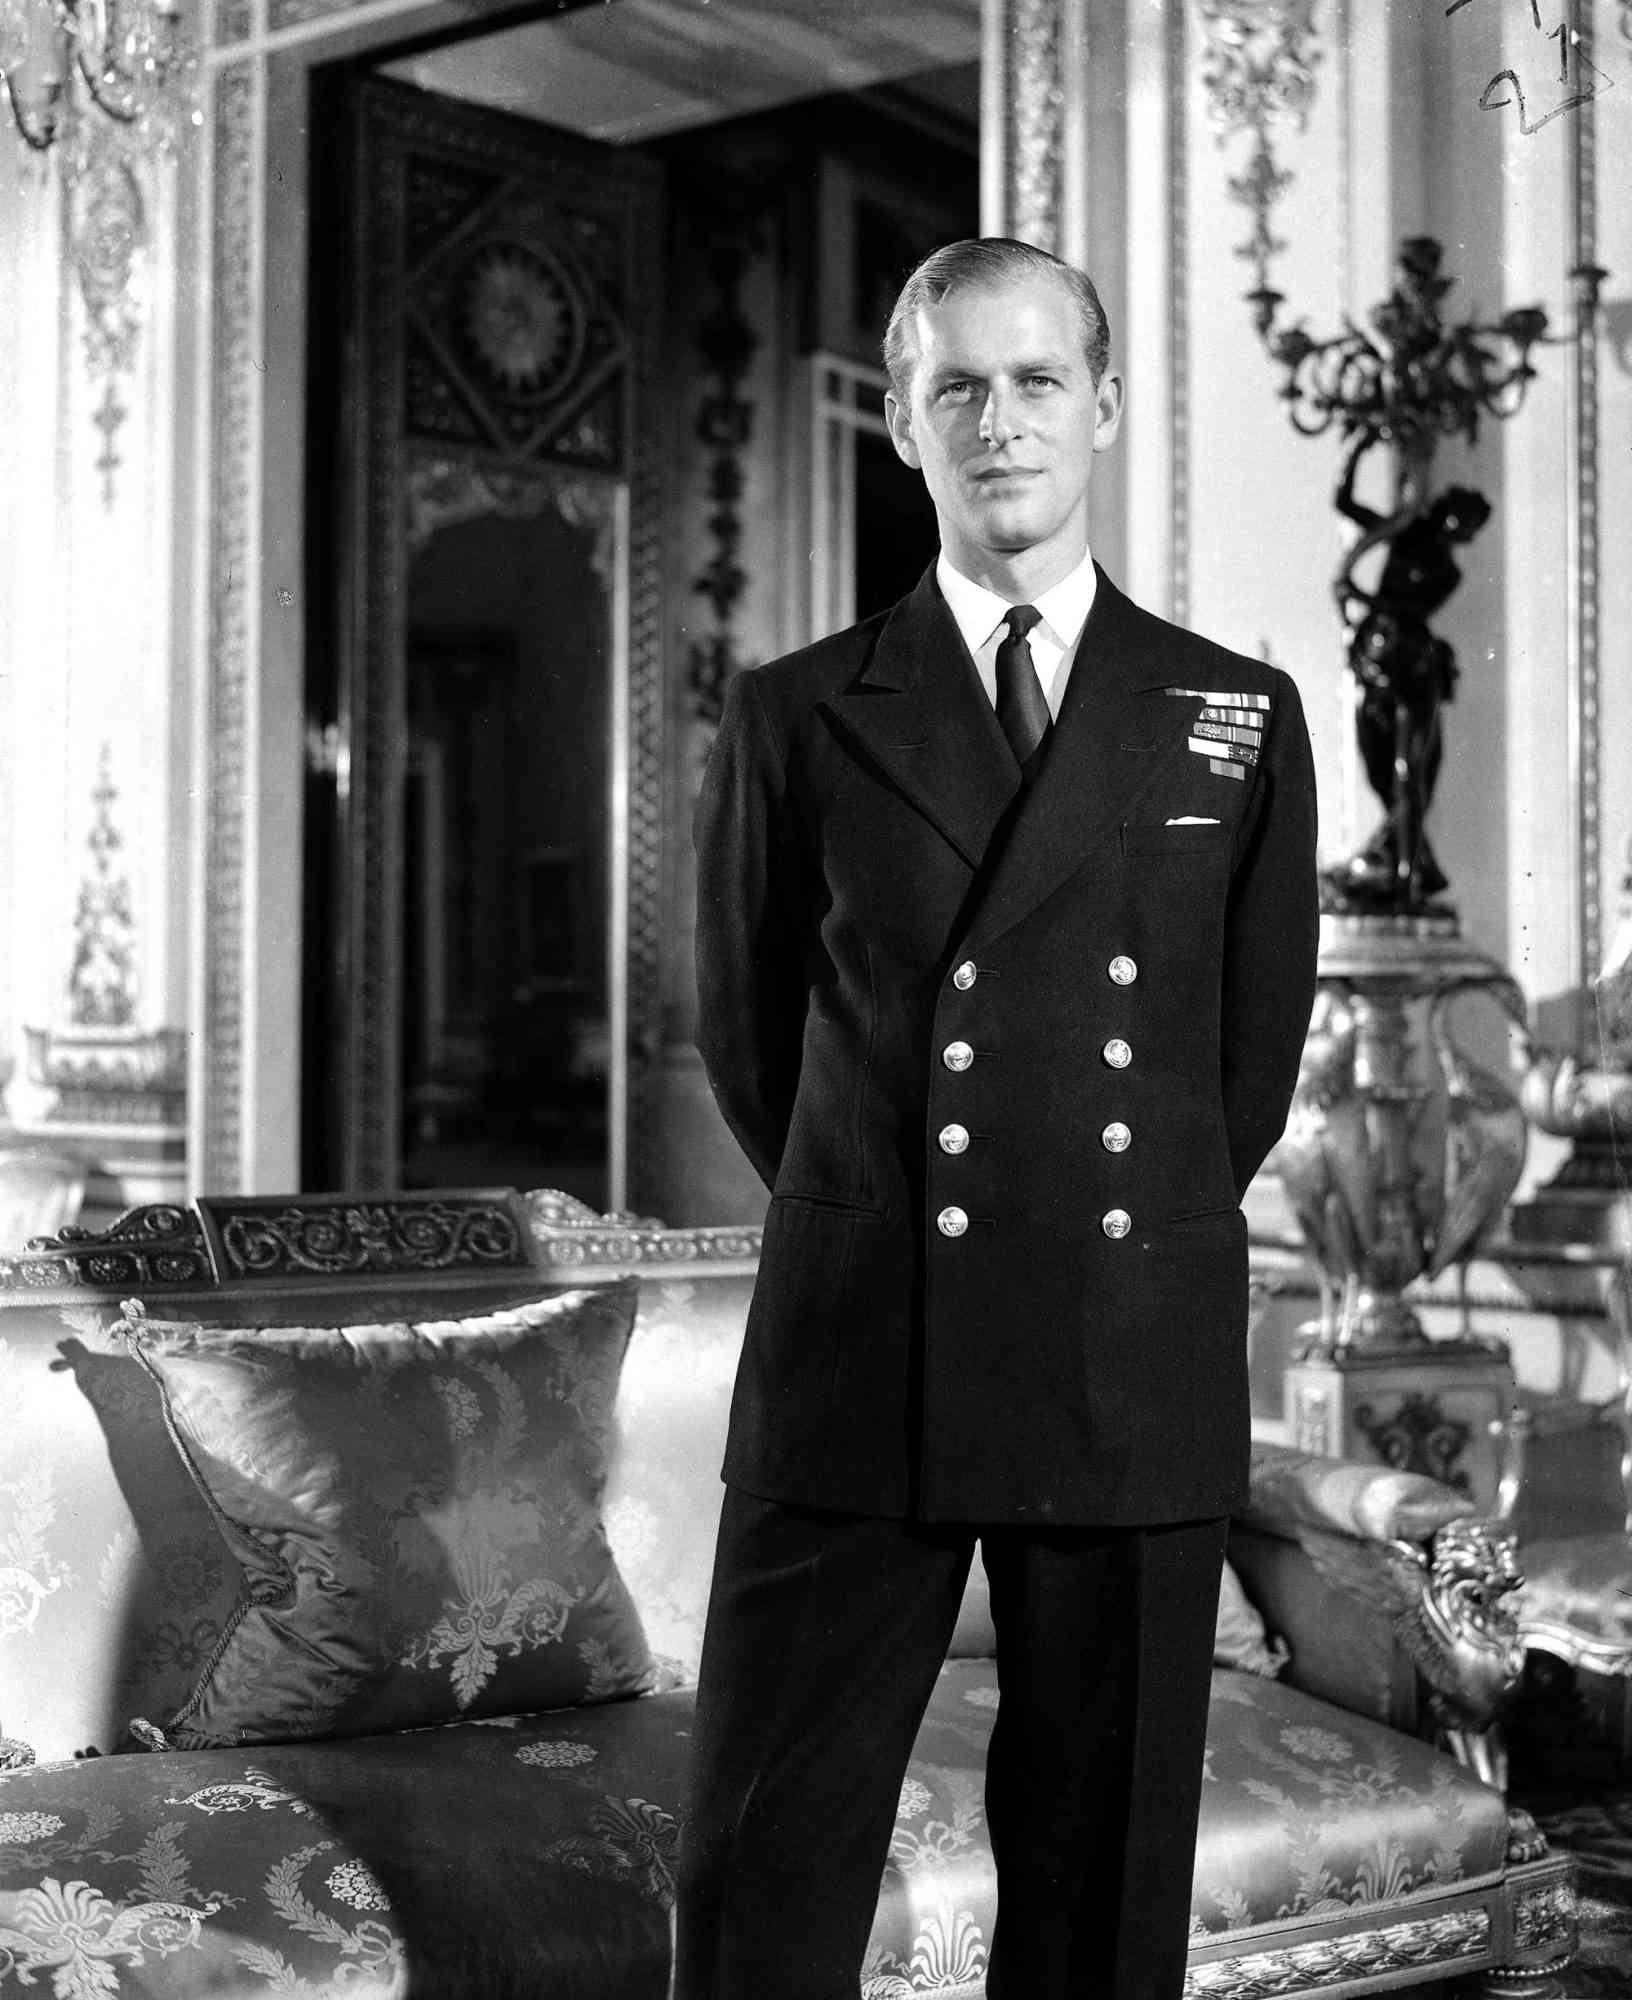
[995,603,1050,768]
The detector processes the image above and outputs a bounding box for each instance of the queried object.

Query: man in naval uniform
[674,237,1319,2000]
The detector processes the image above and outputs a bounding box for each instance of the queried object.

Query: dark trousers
[672,1488,1227,2000]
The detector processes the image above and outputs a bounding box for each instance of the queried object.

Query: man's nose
[978,389,1017,447]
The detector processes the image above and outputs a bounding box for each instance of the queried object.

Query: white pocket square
[1165,815,1220,826]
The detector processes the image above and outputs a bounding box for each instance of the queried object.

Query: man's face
[884,269,1123,586]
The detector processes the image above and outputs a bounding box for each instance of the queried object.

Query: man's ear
[885,392,922,470]
[1092,369,1125,453]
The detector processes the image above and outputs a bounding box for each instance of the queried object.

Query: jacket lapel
[823,565,1020,870]
[962,567,1190,951]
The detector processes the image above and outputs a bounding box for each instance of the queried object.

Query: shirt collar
[935,546,1098,657]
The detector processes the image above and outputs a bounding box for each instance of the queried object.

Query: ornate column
[189,18,272,1197]
[979,0,1133,576]
[1506,0,1626,1253]
[979,0,1089,264]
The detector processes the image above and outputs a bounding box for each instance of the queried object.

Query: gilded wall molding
[1566,0,1604,1020]
[684,221,759,732]
[981,0,1086,261]
[1197,0,1321,336]
[1168,1,1192,627]
[23,750,187,1127]
[69,136,147,508]
[69,745,139,1029]
[1008,0,1064,251]
[624,175,666,1214]
[199,55,258,1193]
[345,83,407,1191]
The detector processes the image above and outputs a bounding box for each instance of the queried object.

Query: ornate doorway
[304,76,663,1205]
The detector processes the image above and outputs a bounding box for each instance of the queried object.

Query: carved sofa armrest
[1230,1443,1524,1783]
[0,1725,36,1772]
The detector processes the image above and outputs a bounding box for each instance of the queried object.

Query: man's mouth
[971,466,1039,484]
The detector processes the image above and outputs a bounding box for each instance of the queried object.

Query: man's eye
[938,381,975,402]
[1024,374,1059,391]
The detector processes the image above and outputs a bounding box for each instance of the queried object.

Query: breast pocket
[1120,821,1229,858]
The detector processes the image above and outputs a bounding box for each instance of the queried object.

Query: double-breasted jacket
[694,563,1319,1527]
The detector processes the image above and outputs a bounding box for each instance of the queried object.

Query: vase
[1278,910,1529,1352]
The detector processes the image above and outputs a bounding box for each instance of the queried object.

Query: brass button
[943,1040,974,1072]
[1108,955,1138,986]
[952,960,978,991]
[937,1206,969,1238]
[1101,1121,1131,1153]
[938,1123,970,1155]
[1102,1038,1132,1069]
[1101,1208,1132,1240]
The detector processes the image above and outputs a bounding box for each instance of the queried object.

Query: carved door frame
[189,0,1080,1201]
[307,75,662,1203]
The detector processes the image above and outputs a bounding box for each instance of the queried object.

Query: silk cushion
[121,1281,655,1749]
[1242,1441,1472,1545]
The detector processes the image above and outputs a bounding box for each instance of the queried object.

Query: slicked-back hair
[883,237,1112,400]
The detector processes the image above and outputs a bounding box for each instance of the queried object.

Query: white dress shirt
[935,547,1098,724]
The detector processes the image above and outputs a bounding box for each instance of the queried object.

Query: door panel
[306,75,662,1203]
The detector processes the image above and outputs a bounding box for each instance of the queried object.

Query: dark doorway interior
[302,19,978,1200]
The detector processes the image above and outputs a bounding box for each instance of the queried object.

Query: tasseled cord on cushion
[1215,1560,1291,1679]
[112,1299,179,1752]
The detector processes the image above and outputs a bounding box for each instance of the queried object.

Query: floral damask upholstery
[0,1658,1514,2000]
[0,1305,236,1762]
[1187,1672,1508,1933]
[596,1273,757,1682]
[0,1694,688,2000]
[0,1205,1579,1997]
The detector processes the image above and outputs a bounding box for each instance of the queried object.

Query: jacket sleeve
[692,668,808,1191]
[1220,670,1320,1196]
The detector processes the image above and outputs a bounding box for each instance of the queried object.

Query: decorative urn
[1278,916,1529,1350]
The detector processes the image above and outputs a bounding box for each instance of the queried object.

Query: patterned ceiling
[378,0,981,145]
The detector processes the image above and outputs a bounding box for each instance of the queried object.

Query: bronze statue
[1329,446,1490,911]
[1247,235,1583,916]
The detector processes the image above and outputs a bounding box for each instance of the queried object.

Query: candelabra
[1267,239,1598,1365]
[1268,238,1586,914]
[1263,232,1551,494]
[0,0,195,165]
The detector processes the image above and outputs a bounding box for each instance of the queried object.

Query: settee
[0,1187,1577,1998]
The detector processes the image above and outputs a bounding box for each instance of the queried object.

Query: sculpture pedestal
[1285,1339,1517,1514]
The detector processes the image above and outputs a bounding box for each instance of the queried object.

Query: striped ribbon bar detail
[1165,686,1268,779]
